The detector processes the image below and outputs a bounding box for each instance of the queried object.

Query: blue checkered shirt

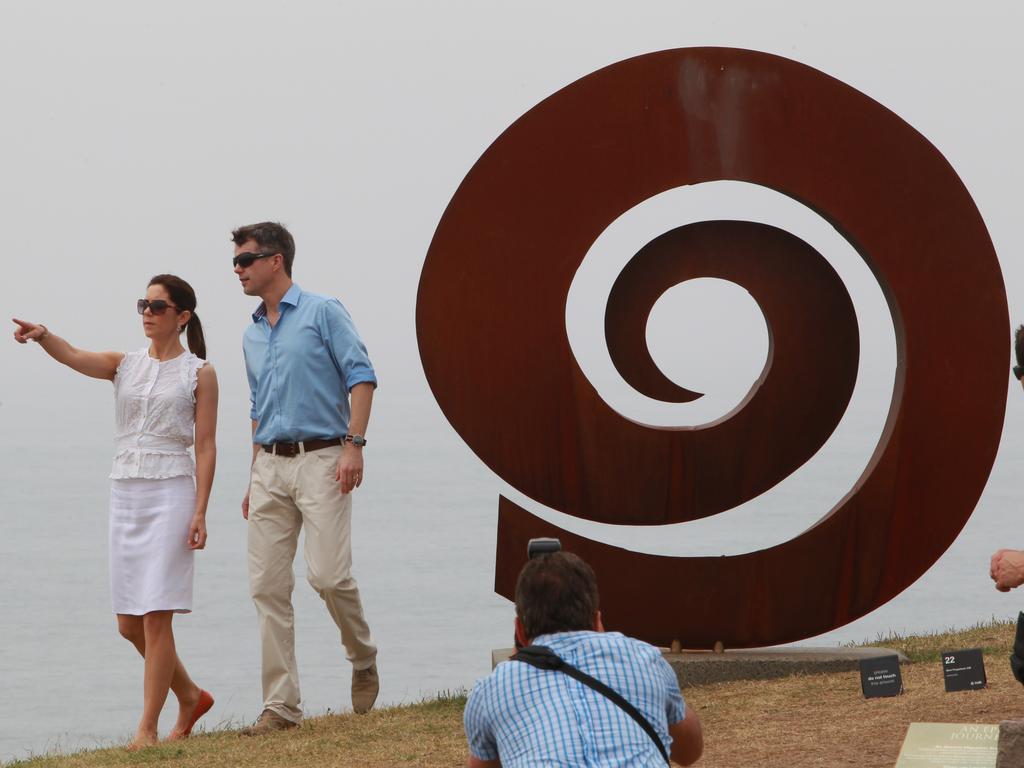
[464,631,686,767]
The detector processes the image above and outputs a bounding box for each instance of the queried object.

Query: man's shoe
[352,664,379,714]
[239,709,299,736]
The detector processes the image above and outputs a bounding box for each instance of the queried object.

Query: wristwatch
[344,434,368,447]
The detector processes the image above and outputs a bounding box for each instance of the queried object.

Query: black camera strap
[512,645,670,766]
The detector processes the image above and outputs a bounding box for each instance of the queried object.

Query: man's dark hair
[515,551,600,639]
[231,221,296,277]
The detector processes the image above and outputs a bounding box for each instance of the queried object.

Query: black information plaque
[860,654,903,698]
[942,648,987,692]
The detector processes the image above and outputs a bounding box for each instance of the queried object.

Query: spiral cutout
[604,220,858,519]
[416,48,1007,647]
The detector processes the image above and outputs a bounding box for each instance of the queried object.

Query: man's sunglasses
[137,299,180,316]
[233,250,278,269]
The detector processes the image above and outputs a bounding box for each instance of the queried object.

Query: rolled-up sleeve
[658,656,687,724]
[243,334,259,421]
[319,299,377,391]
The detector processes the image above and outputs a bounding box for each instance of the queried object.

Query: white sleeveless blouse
[110,348,207,479]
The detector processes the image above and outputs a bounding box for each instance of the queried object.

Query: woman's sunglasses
[232,250,278,269]
[137,299,180,316]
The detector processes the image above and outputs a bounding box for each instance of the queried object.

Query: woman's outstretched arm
[189,363,218,550]
[12,318,123,380]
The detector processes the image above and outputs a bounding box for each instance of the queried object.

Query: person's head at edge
[514,551,605,647]
[232,221,296,300]
[1014,324,1024,386]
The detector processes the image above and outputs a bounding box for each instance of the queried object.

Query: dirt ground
[692,654,1021,767]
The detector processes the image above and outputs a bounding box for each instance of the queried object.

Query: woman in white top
[12,274,218,749]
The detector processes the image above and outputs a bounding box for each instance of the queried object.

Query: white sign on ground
[896,723,998,768]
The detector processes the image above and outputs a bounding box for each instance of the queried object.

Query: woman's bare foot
[127,728,159,750]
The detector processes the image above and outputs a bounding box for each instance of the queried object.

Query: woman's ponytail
[185,312,207,360]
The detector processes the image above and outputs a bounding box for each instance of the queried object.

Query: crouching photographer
[463,549,703,767]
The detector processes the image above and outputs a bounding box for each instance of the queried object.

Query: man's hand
[242,491,250,520]
[467,757,501,768]
[991,549,1024,592]
[337,444,364,494]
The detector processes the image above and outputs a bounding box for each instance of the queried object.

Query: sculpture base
[491,645,909,687]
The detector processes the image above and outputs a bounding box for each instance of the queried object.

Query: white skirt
[109,476,195,615]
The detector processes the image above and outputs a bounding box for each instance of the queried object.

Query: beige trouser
[248,444,376,723]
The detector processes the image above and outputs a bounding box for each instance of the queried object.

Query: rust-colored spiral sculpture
[416,47,1008,648]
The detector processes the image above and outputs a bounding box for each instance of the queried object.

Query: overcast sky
[2,0,1023,571]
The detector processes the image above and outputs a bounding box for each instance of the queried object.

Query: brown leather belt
[261,438,343,458]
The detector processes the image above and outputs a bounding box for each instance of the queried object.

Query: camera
[527,537,561,559]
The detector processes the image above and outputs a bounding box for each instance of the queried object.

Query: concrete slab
[667,646,909,687]
[491,646,909,687]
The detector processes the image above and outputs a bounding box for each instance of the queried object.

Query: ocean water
[2,388,1023,763]
[0,410,511,762]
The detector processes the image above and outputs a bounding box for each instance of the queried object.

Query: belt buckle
[278,442,300,458]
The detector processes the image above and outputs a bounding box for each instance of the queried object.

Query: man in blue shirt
[464,552,703,767]
[232,221,379,735]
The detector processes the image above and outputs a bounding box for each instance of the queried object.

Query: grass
[6,692,470,768]
[8,620,1023,768]
[858,616,1019,664]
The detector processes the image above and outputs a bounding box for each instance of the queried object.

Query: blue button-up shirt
[243,284,377,445]
[464,631,687,767]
